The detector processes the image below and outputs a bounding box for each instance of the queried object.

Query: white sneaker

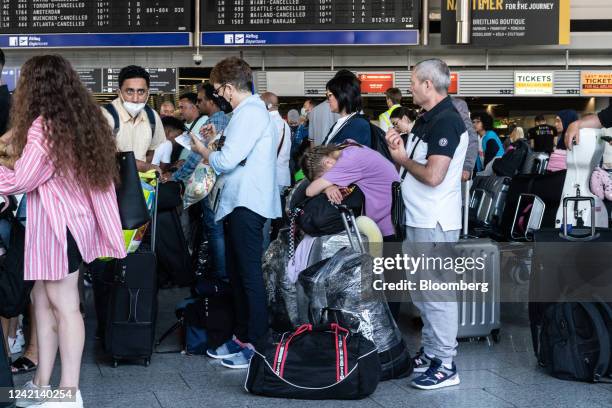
[15,380,51,407]
[8,336,22,354]
[36,390,83,408]
[16,328,26,347]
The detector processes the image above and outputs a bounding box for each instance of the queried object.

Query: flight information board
[202,0,420,31]
[102,68,177,93]
[0,0,192,47]
[200,0,420,46]
[0,0,192,33]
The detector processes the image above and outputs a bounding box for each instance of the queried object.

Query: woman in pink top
[1,55,126,407]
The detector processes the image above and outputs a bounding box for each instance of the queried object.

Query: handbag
[184,162,216,209]
[391,136,421,240]
[245,323,380,400]
[295,185,365,236]
[116,151,151,230]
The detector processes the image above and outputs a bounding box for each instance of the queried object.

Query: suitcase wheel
[491,329,501,343]
[112,360,118,368]
[144,358,150,367]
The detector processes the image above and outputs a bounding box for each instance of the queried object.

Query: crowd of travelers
[1,48,611,407]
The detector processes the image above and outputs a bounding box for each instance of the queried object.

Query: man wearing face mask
[102,65,166,173]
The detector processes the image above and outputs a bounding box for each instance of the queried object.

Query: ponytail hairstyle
[299,142,361,181]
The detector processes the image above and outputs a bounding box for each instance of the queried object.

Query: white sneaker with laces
[15,380,50,407]
[36,390,83,408]
[8,336,22,354]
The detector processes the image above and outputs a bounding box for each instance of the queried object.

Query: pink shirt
[0,117,126,281]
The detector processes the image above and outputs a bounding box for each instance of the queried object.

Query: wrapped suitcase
[105,175,159,368]
[298,206,413,380]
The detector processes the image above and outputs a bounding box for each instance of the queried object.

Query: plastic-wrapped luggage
[263,230,300,331]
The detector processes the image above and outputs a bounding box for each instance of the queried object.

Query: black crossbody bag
[391,135,421,241]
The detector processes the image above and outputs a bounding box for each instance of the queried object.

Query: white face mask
[301,107,307,116]
[120,93,147,117]
[123,101,146,117]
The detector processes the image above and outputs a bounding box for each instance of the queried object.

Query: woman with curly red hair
[4,55,126,407]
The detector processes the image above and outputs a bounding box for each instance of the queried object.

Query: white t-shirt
[152,140,173,166]
[401,98,468,231]
[270,111,292,188]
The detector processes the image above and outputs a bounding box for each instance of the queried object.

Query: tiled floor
[11,287,612,408]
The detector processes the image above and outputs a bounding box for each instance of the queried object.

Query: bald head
[261,92,279,111]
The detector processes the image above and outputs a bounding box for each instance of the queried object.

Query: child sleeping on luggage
[299,140,400,240]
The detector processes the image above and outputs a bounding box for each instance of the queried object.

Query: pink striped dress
[0,117,126,281]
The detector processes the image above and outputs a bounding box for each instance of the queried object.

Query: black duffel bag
[246,323,380,400]
[295,186,364,236]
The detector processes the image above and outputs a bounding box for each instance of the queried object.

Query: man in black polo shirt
[527,114,557,153]
[386,58,468,390]
[565,104,612,149]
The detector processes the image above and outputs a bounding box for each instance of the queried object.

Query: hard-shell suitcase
[455,238,501,342]
[469,175,511,230]
[106,175,159,368]
[459,181,502,342]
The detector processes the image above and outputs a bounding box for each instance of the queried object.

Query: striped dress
[0,117,126,281]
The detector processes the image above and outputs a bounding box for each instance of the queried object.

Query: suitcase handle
[560,196,599,241]
[334,204,365,254]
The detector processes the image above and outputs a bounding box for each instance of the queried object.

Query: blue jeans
[202,200,227,281]
[225,207,268,344]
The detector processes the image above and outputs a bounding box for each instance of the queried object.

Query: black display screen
[0,0,192,34]
[201,0,420,31]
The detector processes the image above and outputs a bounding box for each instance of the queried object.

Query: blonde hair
[299,142,361,181]
[509,127,524,143]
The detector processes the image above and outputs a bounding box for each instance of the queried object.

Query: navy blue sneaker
[412,347,433,373]
[221,347,254,369]
[207,337,245,359]
[411,357,460,390]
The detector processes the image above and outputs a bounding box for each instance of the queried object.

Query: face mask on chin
[120,93,147,117]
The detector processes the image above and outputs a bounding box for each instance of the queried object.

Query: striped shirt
[0,117,126,281]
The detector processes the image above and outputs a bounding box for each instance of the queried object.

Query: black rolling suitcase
[106,177,159,368]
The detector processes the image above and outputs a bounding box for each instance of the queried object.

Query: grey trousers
[404,223,459,365]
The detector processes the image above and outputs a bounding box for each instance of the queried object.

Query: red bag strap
[273,324,312,378]
[331,323,350,381]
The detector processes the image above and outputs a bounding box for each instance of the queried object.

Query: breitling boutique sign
[442,0,570,46]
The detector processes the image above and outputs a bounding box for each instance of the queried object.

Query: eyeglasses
[122,88,148,97]
[213,84,227,97]
[325,91,334,100]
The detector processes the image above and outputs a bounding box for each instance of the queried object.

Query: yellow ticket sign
[581,72,612,97]
[514,72,553,96]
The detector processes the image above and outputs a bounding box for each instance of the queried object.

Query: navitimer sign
[442,0,570,45]
[515,72,553,96]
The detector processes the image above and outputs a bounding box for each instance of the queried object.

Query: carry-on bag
[105,173,160,367]
[245,323,380,399]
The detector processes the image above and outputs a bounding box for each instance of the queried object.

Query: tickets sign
[358,73,395,94]
[581,72,612,96]
[514,72,553,96]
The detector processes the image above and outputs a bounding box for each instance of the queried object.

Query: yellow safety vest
[379,104,401,131]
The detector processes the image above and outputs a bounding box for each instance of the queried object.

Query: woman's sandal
[10,356,37,374]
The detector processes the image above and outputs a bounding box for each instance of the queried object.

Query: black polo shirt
[410,96,466,159]
[599,104,612,128]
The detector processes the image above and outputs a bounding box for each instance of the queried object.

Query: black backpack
[369,123,393,163]
[535,302,612,383]
[492,140,530,177]
[103,103,157,135]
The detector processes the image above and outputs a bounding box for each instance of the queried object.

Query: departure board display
[202,0,420,31]
[0,0,192,34]
[0,1,192,47]
[103,68,177,94]
[200,0,420,46]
